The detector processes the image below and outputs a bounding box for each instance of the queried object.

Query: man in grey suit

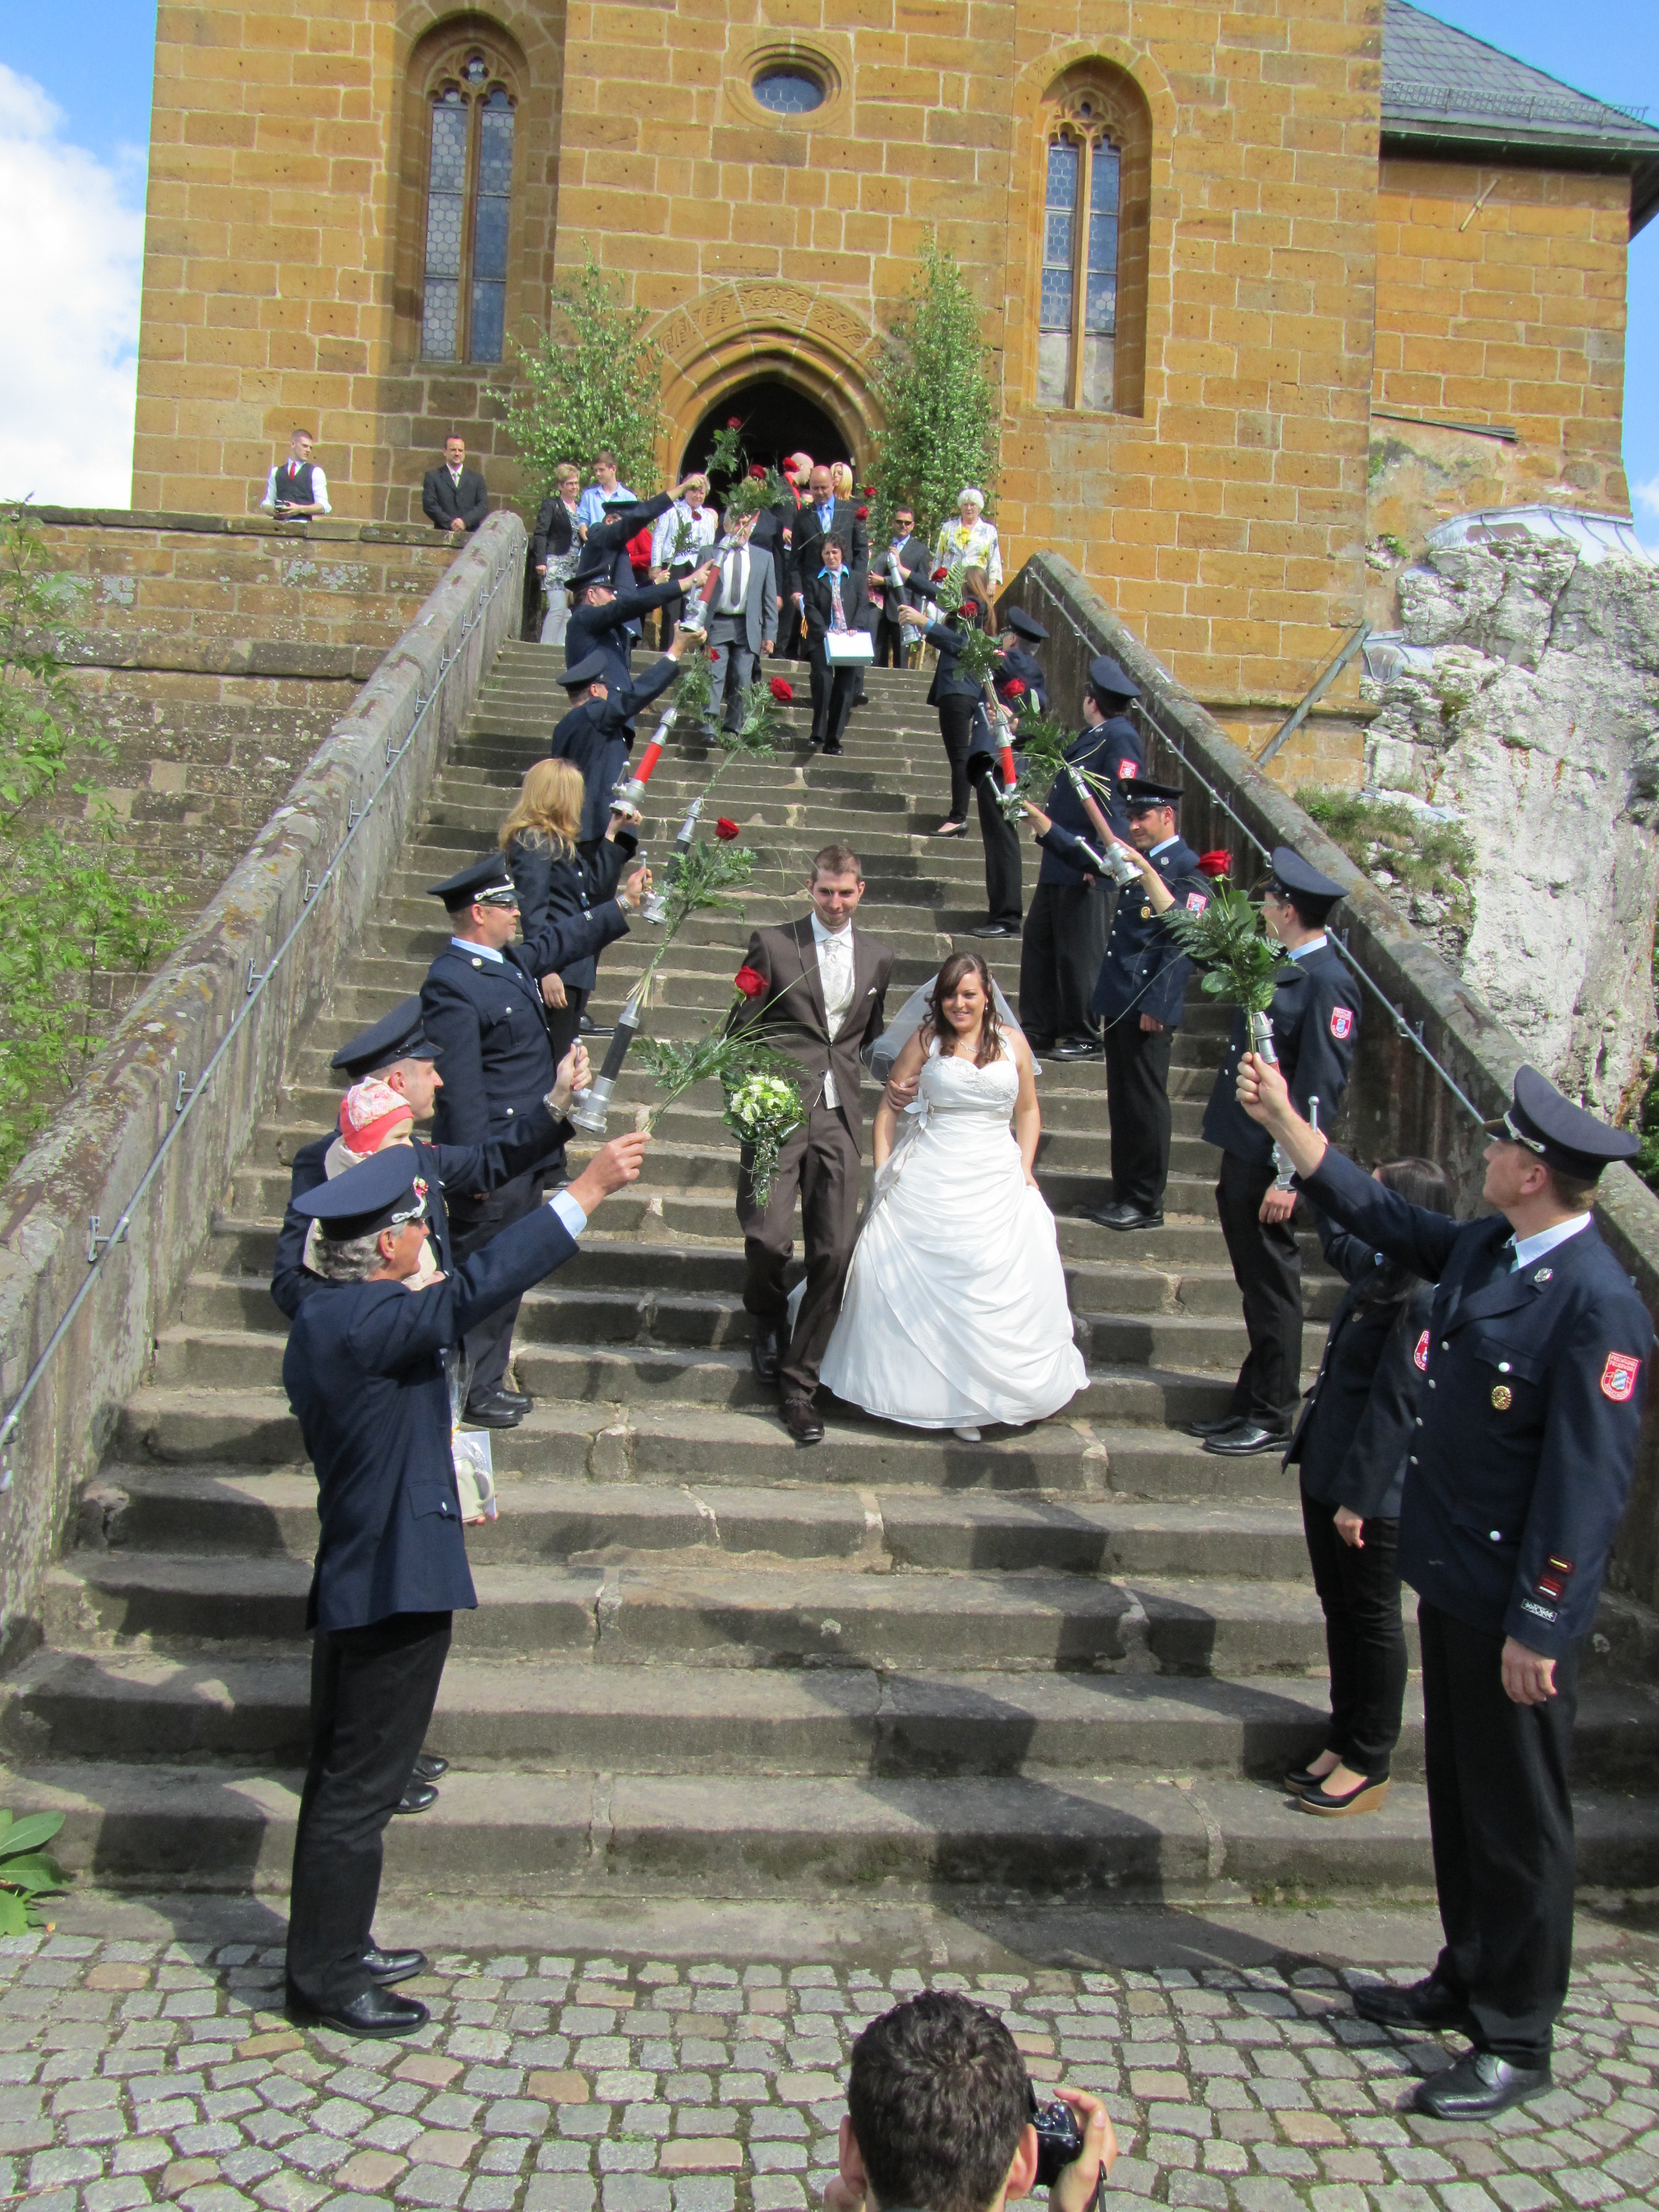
[700,513,778,732]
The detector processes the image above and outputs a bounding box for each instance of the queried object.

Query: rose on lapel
[733,964,768,999]
[715,817,740,841]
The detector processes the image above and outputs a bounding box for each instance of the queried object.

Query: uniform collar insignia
[1534,1267,1552,1283]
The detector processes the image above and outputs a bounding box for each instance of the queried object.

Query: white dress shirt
[262,463,330,515]
[651,501,717,570]
[1510,1215,1591,1272]
[811,911,856,1109]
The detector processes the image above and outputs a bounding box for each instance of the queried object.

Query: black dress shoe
[394,1781,438,1815]
[1353,1974,1479,2036]
[1049,1036,1103,1060]
[1184,1413,1245,1440]
[411,1752,448,1783]
[971,923,1018,939]
[822,740,843,755]
[494,1388,532,1414]
[1412,2049,1550,2120]
[1202,1420,1291,1457]
[751,1326,782,1382]
[463,1389,526,1429]
[1285,1757,1337,1793]
[579,1013,613,1037]
[364,1946,429,1986]
[1296,1772,1391,1817]
[1087,1202,1163,1232]
[289,1983,431,2039]
[780,1398,825,1445]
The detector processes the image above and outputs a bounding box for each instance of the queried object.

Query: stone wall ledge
[1014,551,1659,1628]
[65,640,382,682]
[29,506,479,547]
[0,511,527,1659]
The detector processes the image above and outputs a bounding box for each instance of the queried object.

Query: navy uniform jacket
[1302,1145,1653,1655]
[269,1109,569,1321]
[507,828,635,993]
[1288,1219,1434,1522]
[1036,717,1146,889]
[1201,940,1360,1167]
[565,580,685,692]
[1039,830,1209,1027]
[549,652,680,844]
[421,908,628,1157]
[284,1201,580,1631]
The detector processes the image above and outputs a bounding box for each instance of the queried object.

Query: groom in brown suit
[732,842,895,1444]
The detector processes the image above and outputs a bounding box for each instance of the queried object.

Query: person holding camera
[827,1991,1115,2212]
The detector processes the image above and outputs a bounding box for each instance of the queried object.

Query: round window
[752,67,826,115]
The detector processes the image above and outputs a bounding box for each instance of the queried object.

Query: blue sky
[5,0,1656,537]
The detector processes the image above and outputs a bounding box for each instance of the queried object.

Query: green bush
[500,251,667,501]
[1295,785,1476,930]
[0,1806,67,1935]
[870,239,1001,542]
[0,504,177,1180]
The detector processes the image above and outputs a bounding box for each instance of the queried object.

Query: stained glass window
[420,59,515,364]
[1037,119,1121,412]
[752,69,825,114]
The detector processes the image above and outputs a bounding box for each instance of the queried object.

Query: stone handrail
[0,512,527,1658]
[1009,552,1659,1630]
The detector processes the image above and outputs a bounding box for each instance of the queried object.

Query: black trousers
[1216,1148,1302,1427]
[780,601,806,662]
[875,613,910,667]
[1300,1488,1407,1775]
[1103,1017,1175,1213]
[447,1167,545,1396]
[286,1610,453,2010]
[545,986,586,1079]
[1019,882,1108,1047]
[1419,1600,1580,2063]
[739,1100,862,1405]
[972,764,1023,928]
[808,644,858,747]
[938,696,976,821]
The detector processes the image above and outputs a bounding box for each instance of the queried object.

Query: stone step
[10,1649,1655,1782]
[10,1759,1659,1899]
[41,1552,1352,1674]
[77,1467,1308,1577]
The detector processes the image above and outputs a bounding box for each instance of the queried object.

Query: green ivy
[870,239,1001,543]
[0,504,177,1182]
[500,252,667,501]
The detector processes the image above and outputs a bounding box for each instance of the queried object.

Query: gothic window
[421,52,515,364]
[1038,95,1122,413]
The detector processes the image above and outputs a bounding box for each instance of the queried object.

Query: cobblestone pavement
[3,1915,1658,2212]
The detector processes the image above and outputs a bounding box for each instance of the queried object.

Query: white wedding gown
[819,1036,1087,1430]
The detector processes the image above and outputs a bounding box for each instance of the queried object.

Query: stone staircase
[6,649,1659,1904]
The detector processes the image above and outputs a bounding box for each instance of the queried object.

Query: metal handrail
[0,546,518,1493]
[1136,700,1490,1128]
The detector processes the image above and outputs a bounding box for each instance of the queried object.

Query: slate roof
[1381,0,1659,231]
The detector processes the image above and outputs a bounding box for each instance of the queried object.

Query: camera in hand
[1029,2085,1084,2188]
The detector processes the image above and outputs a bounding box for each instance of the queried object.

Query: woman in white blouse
[933,488,1003,595]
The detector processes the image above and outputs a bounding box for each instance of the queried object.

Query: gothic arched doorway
[679,379,855,483]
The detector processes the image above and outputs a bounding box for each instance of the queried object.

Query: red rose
[862,485,875,496]
[733,964,768,999]
[1198,850,1231,878]
[726,415,742,430]
[855,506,869,520]
[707,648,720,662]
[933,566,949,581]
[1003,677,1027,698]
[715,817,740,841]
[769,676,794,703]
[748,464,767,479]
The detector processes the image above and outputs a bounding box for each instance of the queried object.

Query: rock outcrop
[1361,543,1659,1119]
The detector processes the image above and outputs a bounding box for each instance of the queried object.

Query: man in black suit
[418,853,648,1426]
[422,436,490,536]
[870,505,931,666]
[789,466,869,740]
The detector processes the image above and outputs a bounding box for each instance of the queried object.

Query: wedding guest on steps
[531,463,585,646]
[502,758,637,1070]
[800,534,869,756]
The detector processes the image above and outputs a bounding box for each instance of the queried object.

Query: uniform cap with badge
[1483,1062,1641,1183]
[1120,778,1184,813]
[556,651,609,692]
[329,998,443,1080]
[1265,844,1347,922]
[1007,609,1048,643]
[1086,654,1140,701]
[427,854,522,914]
[292,1147,430,1241]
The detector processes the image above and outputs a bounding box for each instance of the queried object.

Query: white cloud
[1633,477,1659,549]
[0,64,143,509]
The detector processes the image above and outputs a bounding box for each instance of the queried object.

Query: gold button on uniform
[1491,1384,1513,1411]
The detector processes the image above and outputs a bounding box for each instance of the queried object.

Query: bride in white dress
[819,951,1087,1439]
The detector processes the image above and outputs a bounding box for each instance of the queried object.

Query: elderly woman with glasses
[933,487,1004,596]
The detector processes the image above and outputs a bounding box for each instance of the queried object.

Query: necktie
[724,550,747,613]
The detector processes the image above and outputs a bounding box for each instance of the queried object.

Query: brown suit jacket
[733,918,895,1132]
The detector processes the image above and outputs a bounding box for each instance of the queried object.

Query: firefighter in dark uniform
[419,853,647,1426]
[1237,1055,1651,2119]
[548,641,687,847]
[1195,846,1362,1456]
[564,542,713,694]
[968,608,1050,943]
[1020,655,1146,1060]
[1029,778,1210,1231]
[282,1132,647,2038]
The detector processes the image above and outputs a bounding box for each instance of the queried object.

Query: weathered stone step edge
[9,1761,1659,1900]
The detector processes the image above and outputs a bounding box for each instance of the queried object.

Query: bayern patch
[1185,891,1208,911]
[1119,760,1138,779]
[1329,1006,1354,1040]
[1601,1352,1642,1402]
[1413,1329,1429,1372]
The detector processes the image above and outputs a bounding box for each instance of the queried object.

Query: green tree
[0,504,176,1179]
[501,252,667,500]
[870,239,1001,542]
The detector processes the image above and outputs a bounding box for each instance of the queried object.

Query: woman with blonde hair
[533,462,585,646]
[828,461,856,500]
[501,758,637,1065]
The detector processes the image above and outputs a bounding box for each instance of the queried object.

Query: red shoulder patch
[1185,891,1208,912]
[1601,1352,1641,1403]
[1329,1006,1354,1040]
[1413,1329,1429,1372]
[1118,759,1138,780]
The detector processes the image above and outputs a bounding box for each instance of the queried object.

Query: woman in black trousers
[799,534,871,756]
[1286,1155,1454,1816]
[501,759,636,1067]
[898,573,994,837]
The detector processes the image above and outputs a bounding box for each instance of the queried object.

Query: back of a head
[1359,1154,1455,1304]
[848,1991,1028,2212]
